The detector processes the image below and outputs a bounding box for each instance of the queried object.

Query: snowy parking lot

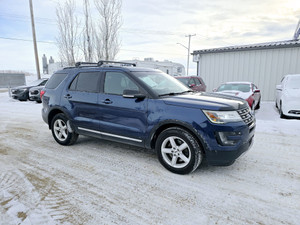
[0,91,300,225]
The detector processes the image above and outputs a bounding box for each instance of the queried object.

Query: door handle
[103,99,113,104]
[64,94,72,99]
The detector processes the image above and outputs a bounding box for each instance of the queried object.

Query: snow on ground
[0,90,300,225]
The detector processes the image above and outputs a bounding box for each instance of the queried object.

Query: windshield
[286,76,300,89]
[217,83,250,93]
[28,79,46,86]
[133,71,190,96]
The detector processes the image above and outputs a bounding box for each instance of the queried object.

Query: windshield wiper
[158,90,193,97]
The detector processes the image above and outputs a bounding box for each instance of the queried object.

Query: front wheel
[280,102,286,119]
[156,127,203,174]
[255,99,260,110]
[51,113,78,145]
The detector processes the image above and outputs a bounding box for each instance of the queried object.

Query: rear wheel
[51,113,78,145]
[156,127,203,174]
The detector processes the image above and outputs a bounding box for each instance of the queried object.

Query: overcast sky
[0,0,300,75]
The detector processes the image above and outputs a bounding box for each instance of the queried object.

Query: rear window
[46,73,68,89]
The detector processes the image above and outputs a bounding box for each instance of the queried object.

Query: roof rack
[75,62,98,67]
[97,60,136,67]
[69,61,136,69]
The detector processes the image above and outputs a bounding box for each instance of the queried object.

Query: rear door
[98,70,148,146]
[63,71,102,131]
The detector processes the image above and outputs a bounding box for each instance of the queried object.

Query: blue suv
[42,61,255,174]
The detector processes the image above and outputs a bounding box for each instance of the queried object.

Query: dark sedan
[11,78,48,101]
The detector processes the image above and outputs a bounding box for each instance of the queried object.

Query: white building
[48,58,185,77]
[124,58,185,76]
[192,40,300,101]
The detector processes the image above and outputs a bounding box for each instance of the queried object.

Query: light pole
[177,34,196,76]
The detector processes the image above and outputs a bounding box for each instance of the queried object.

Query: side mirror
[276,85,282,91]
[212,88,217,92]
[254,89,260,93]
[188,84,196,88]
[123,89,146,99]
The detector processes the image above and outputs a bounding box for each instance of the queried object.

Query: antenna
[293,19,300,40]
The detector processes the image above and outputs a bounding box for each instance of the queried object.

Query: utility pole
[177,34,196,76]
[29,0,41,79]
[185,34,196,76]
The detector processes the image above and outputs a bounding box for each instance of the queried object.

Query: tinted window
[69,72,100,92]
[189,78,196,85]
[46,73,68,89]
[194,78,201,85]
[104,72,139,95]
[176,78,189,86]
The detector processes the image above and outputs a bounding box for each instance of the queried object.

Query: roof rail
[97,60,136,67]
[75,62,98,67]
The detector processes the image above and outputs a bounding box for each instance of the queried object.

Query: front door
[98,71,148,146]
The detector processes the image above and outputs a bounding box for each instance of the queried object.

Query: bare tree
[82,0,95,62]
[56,0,80,66]
[94,0,122,61]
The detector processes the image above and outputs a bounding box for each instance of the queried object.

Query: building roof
[192,39,300,55]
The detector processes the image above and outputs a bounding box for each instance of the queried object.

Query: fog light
[216,131,241,146]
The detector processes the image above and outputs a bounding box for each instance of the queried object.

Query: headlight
[202,110,242,124]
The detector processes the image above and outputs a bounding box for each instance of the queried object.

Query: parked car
[41,61,255,174]
[175,76,206,92]
[214,82,261,110]
[11,78,48,101]
[275,74,300,118]
[29,85,45,103]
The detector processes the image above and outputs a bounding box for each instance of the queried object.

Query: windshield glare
[286,76,300,89]
[133,71,189,96]
[217,83,250,93]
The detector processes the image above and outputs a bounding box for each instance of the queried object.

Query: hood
[216,90,251,100]
[163,92,248,111]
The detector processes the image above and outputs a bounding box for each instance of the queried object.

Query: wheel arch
[147,120,206,153]
[47,107,71,129]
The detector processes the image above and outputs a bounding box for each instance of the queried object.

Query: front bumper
[205,134,254,166]
[198,119,255,166]
[11,92,28,100]
[283,100,300,118]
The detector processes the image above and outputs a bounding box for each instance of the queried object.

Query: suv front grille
[237,107,255,128]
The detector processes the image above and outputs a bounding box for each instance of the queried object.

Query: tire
[155,127,203,174]
[51,113,78,145]
[251,101,255,111]
[255,99,260,110]
[279,102,286,119]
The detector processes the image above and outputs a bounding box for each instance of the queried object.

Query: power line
[0,36,56,44]
[0,36,183,56]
